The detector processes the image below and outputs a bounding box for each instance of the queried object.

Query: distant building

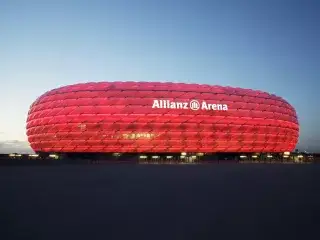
[25,81,299,162]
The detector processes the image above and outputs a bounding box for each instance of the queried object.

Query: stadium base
[34,152,313,164]
[1,152,315,165]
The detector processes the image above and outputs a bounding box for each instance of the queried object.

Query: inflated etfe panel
[26,82,299,153]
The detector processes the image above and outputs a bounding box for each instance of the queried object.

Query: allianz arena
[26,81,299,162]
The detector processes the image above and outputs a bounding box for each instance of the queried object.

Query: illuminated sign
[152,100,228,111]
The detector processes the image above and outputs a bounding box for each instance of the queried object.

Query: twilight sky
[0,0,319,153]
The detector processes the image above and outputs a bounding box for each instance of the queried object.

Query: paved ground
[0,164,320,240]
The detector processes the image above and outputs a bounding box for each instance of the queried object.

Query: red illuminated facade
[26,81,299,153]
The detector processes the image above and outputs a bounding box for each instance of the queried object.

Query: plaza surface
[1,164,319,240]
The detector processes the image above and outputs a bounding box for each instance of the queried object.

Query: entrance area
[138,154,202,164]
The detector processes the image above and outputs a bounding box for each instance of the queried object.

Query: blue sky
[0,0,319,153]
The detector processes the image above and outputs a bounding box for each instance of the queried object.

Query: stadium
[24,81,304,164]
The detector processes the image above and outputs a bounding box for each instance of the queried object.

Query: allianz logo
[152,99,228,111]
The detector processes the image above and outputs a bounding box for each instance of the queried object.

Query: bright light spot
[49,154,59,159]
